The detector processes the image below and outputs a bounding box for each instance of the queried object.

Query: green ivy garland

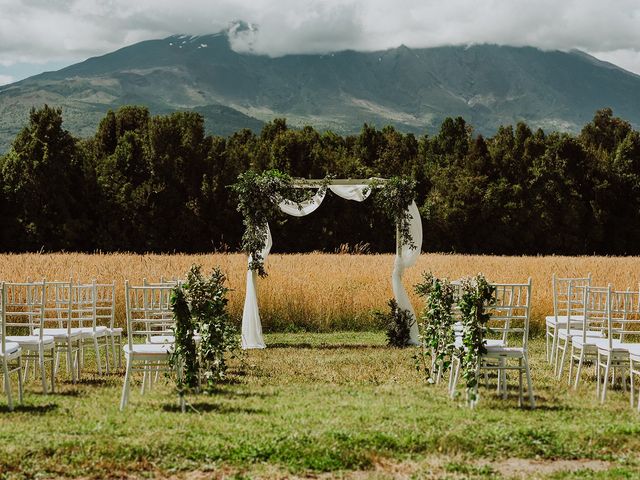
[414,273,495,401]
[414,272,455,382]
[457,274,496,402]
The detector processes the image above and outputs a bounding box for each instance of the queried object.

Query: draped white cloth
[241,184,422,349]
[392,200,422,344]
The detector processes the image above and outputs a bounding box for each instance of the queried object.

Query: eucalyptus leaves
[169,265,238,401]
[415,272,496,400]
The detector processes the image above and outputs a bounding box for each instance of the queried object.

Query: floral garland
[370,176,417,250]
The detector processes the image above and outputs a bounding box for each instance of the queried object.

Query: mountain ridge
[1,31,640,152]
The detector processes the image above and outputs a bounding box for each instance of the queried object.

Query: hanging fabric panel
[278,189,326,216]
[392,200,423,344]
[241,224,272,349]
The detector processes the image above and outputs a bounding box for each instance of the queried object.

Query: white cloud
[0,74,15,85]
[0,0,639,73]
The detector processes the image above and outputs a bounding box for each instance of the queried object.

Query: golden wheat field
[0,252,638,331]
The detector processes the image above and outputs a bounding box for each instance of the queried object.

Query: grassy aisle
[0,332,639,479]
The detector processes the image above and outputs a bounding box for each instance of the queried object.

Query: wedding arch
[232,172,423,349]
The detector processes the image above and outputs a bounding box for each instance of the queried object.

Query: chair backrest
[3,281,46,340]
[552,273,591,320]
[608,287,640,346]
[94,281,116,329]
[124,281,175,348]
[580,285,610,342]
[486,279,532,349]
[42,280,73,335]
[71,281,96,332]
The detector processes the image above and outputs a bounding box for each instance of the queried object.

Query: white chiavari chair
[95,281,121,370]
[450,279,535,408]
[1,282,24,410]
[73,281,110,375]
[4,281,55,393]
[120,281,177,410]
[567,285,609,389]
[596,288,640,403]
[34,280,81,383]
[547,274,591,364]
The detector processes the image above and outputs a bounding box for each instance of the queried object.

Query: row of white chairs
[546,274,640,410]
[433,279,535,408]
[1,279,121,410]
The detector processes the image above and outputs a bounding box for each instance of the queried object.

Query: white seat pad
[149,334,201,344]
[484,346,525,357]
[124,343,172,355]
[6,335,55,346]
[573,336,609,348]
[77,326,109,337]
[558,329,604,340]
[599,340,640,354]
[546,315,586,327]
[0,341,20,355]
[108,327,123,334]
[34,328,82,340]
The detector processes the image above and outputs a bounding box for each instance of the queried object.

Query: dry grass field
[1,252,639,331]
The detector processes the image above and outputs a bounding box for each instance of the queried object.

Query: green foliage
[3,106,640,255]
[415,272,495,400]
[414,273,456,382]
[457,275,496,401]
[372,176,417,250]
[169,265,238,395]
[373,299,414,347]
[229,170,296,276]
[169,287,199,393]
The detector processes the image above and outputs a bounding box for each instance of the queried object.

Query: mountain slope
[1,32,640,152]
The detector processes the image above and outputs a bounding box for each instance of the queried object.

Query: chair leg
[601,355,612,404]
[557,338,569,379]
[104,338,110,375]
[524,355,535,409]
[17,356,23,404]
[94,337,103,376]
[39,345,48,394]
[50,345,55,394]
[631,362,635,409]
[518,358,524,407]
[567,345,576,386]
[550,330,559,365]
[3,361,13,411]
[110,335,117,371]
[67,340,75,383]
[574,349,585,389]
[120,356,132,411]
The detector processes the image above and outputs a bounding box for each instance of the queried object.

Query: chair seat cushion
[123,343,172,356]
[598,340,640,354]
[573,336,609,349]
[0,341,20,355]
[34,328,82,340]
[148,334,201,344]
[108,327,123,334]
[559,329,604,340]
[546,315,586,327]
[484,346,525,357]
[77,326,109,338]
[6,335,55,346]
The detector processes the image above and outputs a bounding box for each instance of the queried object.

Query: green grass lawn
[1,332,639,479]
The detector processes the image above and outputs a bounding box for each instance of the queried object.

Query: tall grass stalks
[0,252,638,331]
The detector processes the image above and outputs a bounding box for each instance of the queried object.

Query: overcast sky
[1,0,640,85]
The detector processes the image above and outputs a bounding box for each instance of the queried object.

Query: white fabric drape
[392,200,423,344]
[241,225,272,349]
[241,183,423,349]
[278,189,326,216]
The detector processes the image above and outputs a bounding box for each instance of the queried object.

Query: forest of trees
[1,105,639,255]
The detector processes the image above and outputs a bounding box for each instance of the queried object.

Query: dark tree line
[1,105,639,255]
